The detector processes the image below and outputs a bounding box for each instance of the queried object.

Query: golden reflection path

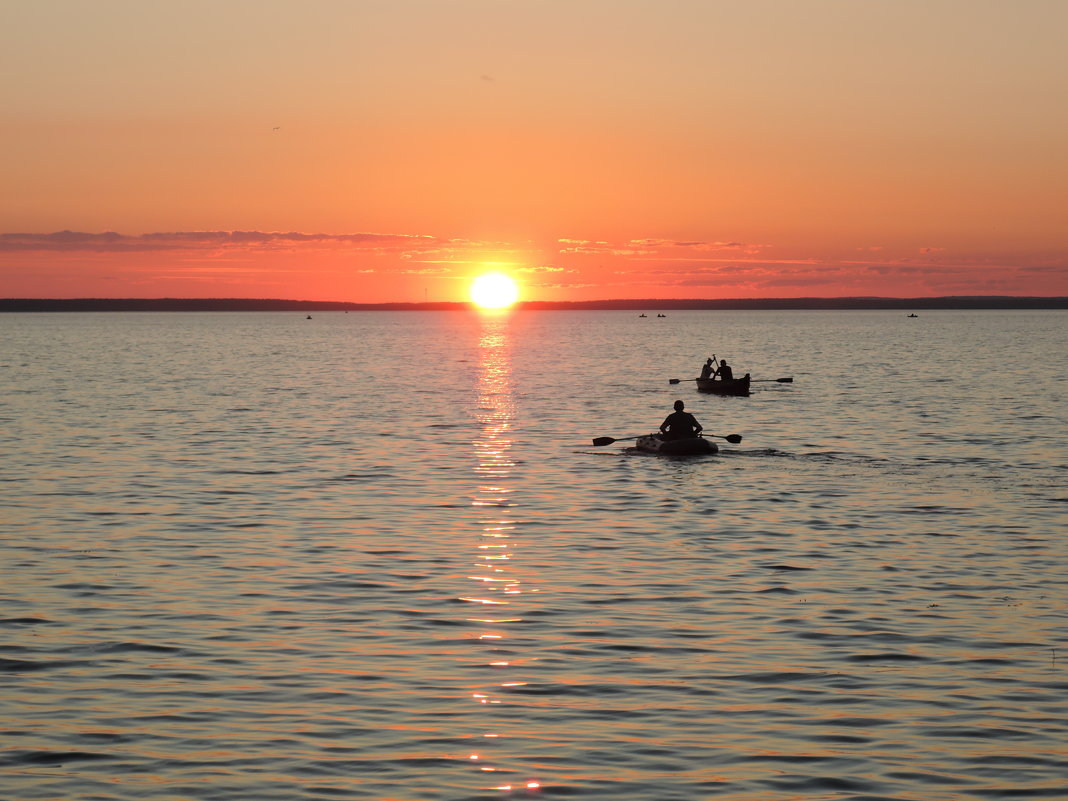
[460,313,542,794]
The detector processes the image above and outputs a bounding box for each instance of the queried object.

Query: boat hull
[634,435,717,456]
[695,374,751,395]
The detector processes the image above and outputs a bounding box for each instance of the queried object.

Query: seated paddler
[659,400,703,441]
[713,358,734,381]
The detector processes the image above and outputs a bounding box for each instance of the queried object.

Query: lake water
[1,309,1065,801]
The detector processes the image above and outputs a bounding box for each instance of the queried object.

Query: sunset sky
[2,0,1066,302]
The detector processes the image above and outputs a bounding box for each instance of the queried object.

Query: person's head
[720,359,728,365]
[706,358,713,364]
[673,400,685,411]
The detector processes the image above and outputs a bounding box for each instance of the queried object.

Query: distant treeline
[2,296,1067,312]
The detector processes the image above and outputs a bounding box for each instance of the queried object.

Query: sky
[2,0,1066,302]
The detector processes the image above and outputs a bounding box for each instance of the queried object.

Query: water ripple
[1,310,1065,800]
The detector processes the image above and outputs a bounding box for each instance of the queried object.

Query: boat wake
[719,448,890,465]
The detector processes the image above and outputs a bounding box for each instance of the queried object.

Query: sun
[469,272,519,309]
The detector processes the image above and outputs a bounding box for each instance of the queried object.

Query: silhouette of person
[659,400,703,441]
[714,359,734,381]
[699,358,714,380]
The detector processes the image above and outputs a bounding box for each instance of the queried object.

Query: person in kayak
[699,358,714,380]
[712,358,734,381]
[659,400,703,441]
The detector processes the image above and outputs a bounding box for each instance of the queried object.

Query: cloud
[620,238,758,250]
[675,240,760,251]
[533,281,599,290]
[626,238,677,248]
[0,230,443,253]
[557,238,766,258]
[559,245,656,256]
[616,257,822,272]
[1020,263,1068,274]
[517,265,573,274]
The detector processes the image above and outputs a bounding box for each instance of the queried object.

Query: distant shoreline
[1,296,1066,312]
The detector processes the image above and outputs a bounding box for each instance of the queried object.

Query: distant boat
[306,315,312,319]
[907,313,918,317]
[639,313,647,317]
[657,313,666,318]
[696,374,751,396]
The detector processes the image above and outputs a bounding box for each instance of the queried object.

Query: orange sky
[2,0,1066,301]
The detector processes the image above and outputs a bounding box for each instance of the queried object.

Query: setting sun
[470,273,519,309]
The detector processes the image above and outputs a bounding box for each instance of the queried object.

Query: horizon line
[3,295,1067,312]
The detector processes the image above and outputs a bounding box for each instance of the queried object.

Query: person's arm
[659,415,671,434]
[692,415,703,434]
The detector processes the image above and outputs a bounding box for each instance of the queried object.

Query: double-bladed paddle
[592,433,742,446]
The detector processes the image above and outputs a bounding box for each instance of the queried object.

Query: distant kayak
[695,374,751,396]
[634,434,717,456]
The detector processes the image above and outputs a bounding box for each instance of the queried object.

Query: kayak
[634,434,718,456]
[695,374,751,396]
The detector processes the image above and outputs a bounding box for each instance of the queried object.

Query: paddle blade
[669,378,681,384]
[724,434,743,444]
[778,377,793,383]
[591,436,616,446]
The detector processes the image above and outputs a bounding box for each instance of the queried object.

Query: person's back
[717,360,734,381]
[699,359,714,380]
[660,400,703,441]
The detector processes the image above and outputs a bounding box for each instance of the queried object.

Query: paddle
[670,354,723,385]
[592,433,742,446]
[591,435,644,446]
[706,433,743,444]
[669,376,793,384]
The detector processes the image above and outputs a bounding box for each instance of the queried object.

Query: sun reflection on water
[457,316,544,792]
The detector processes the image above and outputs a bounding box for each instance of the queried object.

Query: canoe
[695,374,751,396]
[634,434,718,456]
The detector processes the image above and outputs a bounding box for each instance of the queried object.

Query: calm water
[1,310,1065,801]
